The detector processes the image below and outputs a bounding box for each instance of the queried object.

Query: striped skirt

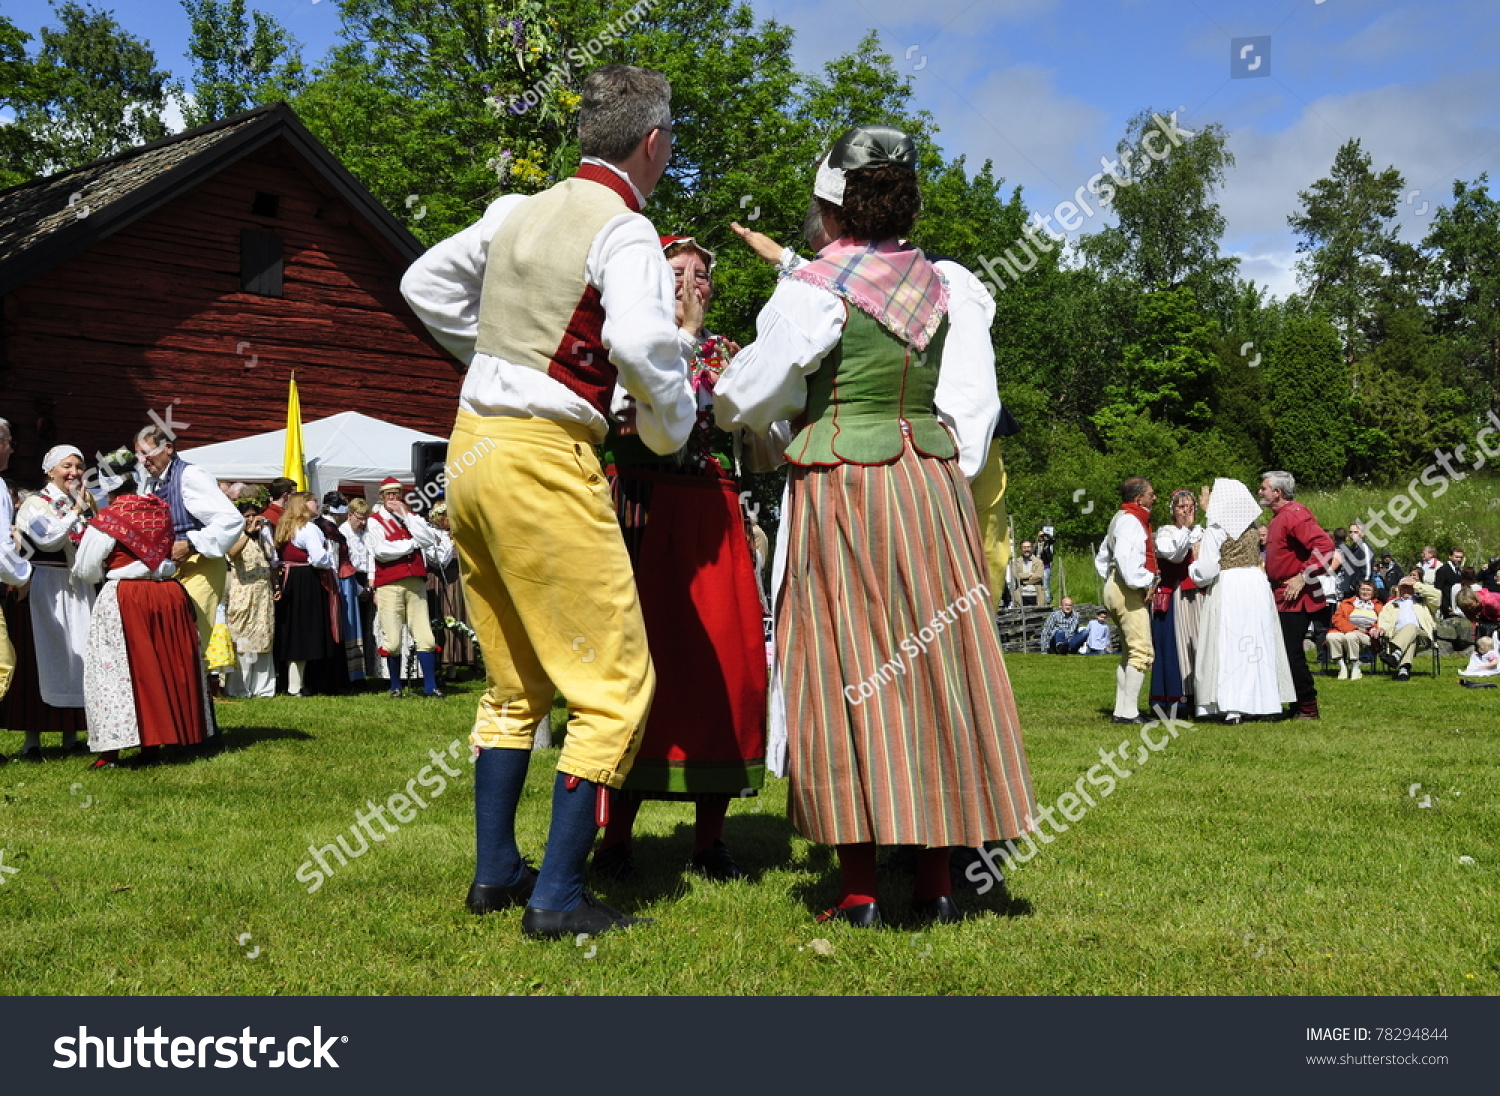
[778,446,1034,847]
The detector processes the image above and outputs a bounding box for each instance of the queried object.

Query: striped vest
[475,165,642,418]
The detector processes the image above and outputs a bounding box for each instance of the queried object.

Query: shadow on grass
[589,813,801,910]
[209,725,316,756]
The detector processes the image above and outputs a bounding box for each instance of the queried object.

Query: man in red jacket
[1259,470,1336,719]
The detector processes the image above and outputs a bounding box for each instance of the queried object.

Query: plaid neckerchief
[788,238,948,350]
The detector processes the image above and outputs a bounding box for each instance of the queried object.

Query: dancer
[1151,489,1202,711]
[74,476,214,767]
[7,445,95,758]
[1259,471,1335,719]
[401,65,697,939]
[592,235,767,882]
[715,124,1033,926]
[1188,479,1294,724]
[1095,477,1158,723]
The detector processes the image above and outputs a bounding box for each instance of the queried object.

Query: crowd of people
[3,63,1492,943]
[0,422,475,766]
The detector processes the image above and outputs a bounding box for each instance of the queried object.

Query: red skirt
[610,465,767,797]
[118,580,209,747]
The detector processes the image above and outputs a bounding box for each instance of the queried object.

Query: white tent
[177,411,446,501]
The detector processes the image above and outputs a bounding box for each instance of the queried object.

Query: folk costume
[401,150,696,929]
[141,453,244,650]
[73,494,214,757]
[593,235,769,878]
[1151,511,1203,709]
[274,520,339,695]
[714,126,1034,923]
[224,514,276,698]
[366,482,441,697]
[1188,479,1295,721]
[1095,495,1158,720]
[0,477,33,706]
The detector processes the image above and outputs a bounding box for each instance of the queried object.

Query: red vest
[370,509,427,587]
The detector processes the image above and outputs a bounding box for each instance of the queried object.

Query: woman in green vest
[714,125,1035,927]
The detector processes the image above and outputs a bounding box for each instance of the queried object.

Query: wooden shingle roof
[0,101,423,297]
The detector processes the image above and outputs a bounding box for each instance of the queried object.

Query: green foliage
[3,1,173,177]
[180,0,306,127]
[1425,174,1500,417]
[1266,312,1350,488]
[1092,285,1219,434]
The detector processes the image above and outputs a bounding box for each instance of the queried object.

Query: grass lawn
[1,652,1496,996]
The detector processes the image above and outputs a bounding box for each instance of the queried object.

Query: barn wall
[0,139,460,484]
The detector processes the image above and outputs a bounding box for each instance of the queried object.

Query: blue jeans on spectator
[1050,631,1089,655]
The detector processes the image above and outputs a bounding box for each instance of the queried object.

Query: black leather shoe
[690,840,746,881]
[816,901,882,928]
[466,864,539,914]
[591,842,635,880]
[422,690,446,700]
[911,895,962,924]
[18,746,43,762]
[1461,678,1496,689]
[1111,714,1147,725]
[1395,667,1411,682]
[521,892,650,940]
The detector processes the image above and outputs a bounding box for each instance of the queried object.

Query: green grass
[1,654,1496,996]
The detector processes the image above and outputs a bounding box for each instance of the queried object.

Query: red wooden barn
[0,102,459,483]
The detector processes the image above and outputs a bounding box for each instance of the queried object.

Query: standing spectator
[272,492,338,697]
[134,425,245,651]
[366,478,443,698]
[224,497,276,698]
[1326,580,1382,680]
[1377,553,1403,594]
[1418,545,1440,585]
[1373,576,1435,682]
[1035,527,1056,603]
[8,445,96,758]
[1039,595,1086,654]
[259,477,296,529]
[1151,488,1203,711]
[0,419,32,742]
[1339,522,1374,598]
[1434,548,1466,616]
[1094,476,1157,723]
[1479,555,1500,594]
[1259,470,1336,720]
[1009,540,1047,607]
[338,498,377,680]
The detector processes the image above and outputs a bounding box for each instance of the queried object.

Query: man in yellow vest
[401,65,697,940]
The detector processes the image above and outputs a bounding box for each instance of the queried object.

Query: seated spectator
[1009,539,1048,607]
[1373,576,1435,682]
[1083,610,1112,655]
[1040,596,1087,654]
[1456,586,1500,643]
[1418,545,1440,585]
[1326,580,1381,680]
[1458,634,1499,683]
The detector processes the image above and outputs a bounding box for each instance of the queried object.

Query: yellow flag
[283,371,308,491]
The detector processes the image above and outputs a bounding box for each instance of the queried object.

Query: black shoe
[521,892,650,940]
[466,863,539,914]
[1461,678,1497,689]
[1111,714,1147,725]
[1381,647,1404,669]
[1395,667,1411,681]
[690,840,746,881]
[388,689,404,699]
[816,901,882,928]
[65,741,88,754]
[911,895,962,924]
[422,690,446,699]
[18,746,43,762]
[591,842,635,881]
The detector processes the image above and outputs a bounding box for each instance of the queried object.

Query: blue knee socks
[474,747,531,887]
[385,654,403,693]
[528,774,601,912]
[416,650,439,695]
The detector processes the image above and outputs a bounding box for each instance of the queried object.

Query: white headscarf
[1206,477,1262,540]
[42,444,83,475]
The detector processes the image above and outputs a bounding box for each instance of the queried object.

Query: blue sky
[6,0,1498,297]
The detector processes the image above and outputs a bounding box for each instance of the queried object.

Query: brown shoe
[1292,701,1320,720]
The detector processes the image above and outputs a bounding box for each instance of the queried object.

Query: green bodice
[784,306,955,466]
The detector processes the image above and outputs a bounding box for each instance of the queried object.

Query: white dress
[1189,523,1296,717]
[14,485,96,707]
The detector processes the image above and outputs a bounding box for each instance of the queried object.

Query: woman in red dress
[73,485,214,768]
